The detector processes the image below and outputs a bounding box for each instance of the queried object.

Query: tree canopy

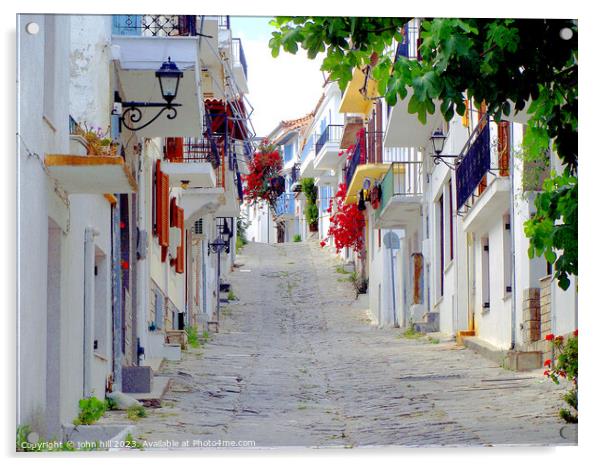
[269,17,577,289]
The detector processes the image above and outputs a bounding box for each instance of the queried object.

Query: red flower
[545,334,555,341]
[573,329,578,337]
[319,240,326,248]
[558,370,566,378]
[544,359,551,367]
[121,260,129,270]
[555,335,564,342]
[543,370,550,376]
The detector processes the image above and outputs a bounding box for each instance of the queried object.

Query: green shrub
[74,396,107,425]
[293,234,302,242]
[126,405,147,421]
[227,290,237,301]
[186,325,200,349]
[304,203,319,226]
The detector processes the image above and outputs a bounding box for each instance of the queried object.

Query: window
[94,249,108,355]
[503,214,512,295]
[437,195,444,297]
[481,237,490,310]
[497,121,510,177]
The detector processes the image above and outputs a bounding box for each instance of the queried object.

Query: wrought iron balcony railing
[315,124,344,155]
[344,141,363,189]
[112,15,202,36]
[455,117,491,209]
[274,192,295,217]
[395,21,420,61]
[112,15,230,37]
[232,38,248,80]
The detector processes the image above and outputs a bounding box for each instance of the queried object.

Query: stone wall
[522,287,541,343]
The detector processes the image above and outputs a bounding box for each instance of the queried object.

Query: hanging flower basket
[242,138,284,209]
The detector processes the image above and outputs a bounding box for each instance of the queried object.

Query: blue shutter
[112,15,142,36]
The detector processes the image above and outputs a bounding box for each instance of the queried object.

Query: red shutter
[176,207,185,274]
[155,160,162,236]
[166,137,184,162]
[497,121,510,177]
[169,197,177,268]
[160,172,169,247]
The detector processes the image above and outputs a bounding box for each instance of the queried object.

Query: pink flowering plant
[543,330,578,423]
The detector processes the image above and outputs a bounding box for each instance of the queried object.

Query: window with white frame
[503,214,513,295]
[437,194,444,298]
[481,236,490,310]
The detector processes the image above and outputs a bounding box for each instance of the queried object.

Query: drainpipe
[509,125,517,350]
[111,202,123,392]
[83,227,99,398]
[136,148,148,363]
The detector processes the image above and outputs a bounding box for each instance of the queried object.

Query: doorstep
[462,336,507,366]
[461,336,543,371]
[141,357,164,374]
[127,376,171,408]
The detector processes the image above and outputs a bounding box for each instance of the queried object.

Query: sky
[230,16,326,138]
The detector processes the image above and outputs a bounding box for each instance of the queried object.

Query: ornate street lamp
[113,57,184,131]
[429,128,458,169]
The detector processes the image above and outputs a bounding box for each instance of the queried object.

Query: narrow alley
[112,241,573,448]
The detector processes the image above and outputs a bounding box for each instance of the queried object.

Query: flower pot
[309,223,318,232]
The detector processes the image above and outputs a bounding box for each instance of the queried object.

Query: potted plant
[74,123,118,156]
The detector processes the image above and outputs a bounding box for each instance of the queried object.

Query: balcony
[44,154,137,194]
[274,192,296,218]
[161,138,219,189]
[457,120,511,234]
[111,15,205,137]
[375,161,423,229]
[231,38,248,94]
[314,124,344,170]
[339,68,379,116]
[343,132,390,205]
[299,135,323,178]
[383,21,442,149]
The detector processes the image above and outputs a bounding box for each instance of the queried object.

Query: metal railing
[344,142,363,189]
[112,15,230,36]
[231,38,248,80]
[377,161,423,216]
[274,192,295,217]
[395,21,420,61]
[315,124,344,155]
[112,15,201,36]
[217,16,230,30]
[455,115,491,209]
[179,138,219,165]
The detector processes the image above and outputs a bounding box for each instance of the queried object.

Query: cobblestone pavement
[114,241,575,448]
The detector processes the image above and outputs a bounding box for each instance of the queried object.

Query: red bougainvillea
[321,183,365,253]
[242,139,284,207]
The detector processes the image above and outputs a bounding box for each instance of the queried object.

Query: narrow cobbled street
[125,241,573,448]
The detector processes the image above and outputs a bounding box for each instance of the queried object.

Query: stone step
[128,376,171,408]
[141,357,164,374]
